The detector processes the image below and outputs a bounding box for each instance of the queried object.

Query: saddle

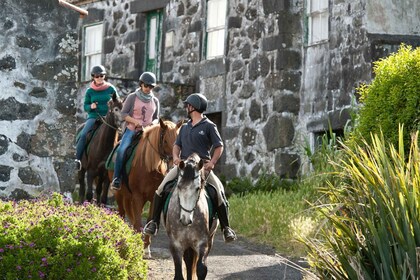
[162,178,218,229]
[105,130,143,174]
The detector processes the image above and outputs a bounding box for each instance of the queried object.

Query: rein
[96,111,122,133]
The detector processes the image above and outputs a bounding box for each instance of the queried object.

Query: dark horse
[163,153,218,280]
[110,119,182,255]
[78,93,123,205]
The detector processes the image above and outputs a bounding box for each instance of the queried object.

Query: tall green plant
[302,127,420,279]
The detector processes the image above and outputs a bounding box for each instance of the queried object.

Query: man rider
[143,93,237,242]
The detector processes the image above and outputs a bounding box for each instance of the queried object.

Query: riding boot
[143,193,165,236]
[216,203,237,243]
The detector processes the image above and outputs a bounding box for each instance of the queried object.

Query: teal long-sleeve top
[83,85,118,119]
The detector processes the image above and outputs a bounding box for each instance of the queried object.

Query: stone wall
[72,0,420,181]
[0,0,79,199]
[3,0,420,199]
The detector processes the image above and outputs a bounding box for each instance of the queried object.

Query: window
[83,23,103,81]
[146,10,163,75]
[307,0,328,45]
[206,0,227,59]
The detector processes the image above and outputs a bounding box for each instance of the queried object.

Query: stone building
[0,0,419,198]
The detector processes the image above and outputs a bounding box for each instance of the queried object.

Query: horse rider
[111,72,160,190]
[75,65,119,171]
[143,93,237,243]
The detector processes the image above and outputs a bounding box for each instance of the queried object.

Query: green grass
[229,181,319,258]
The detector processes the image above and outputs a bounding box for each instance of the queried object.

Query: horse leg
[96,174,104,206]
[100,175,110,206]
[78,169,86,203]
[170,245,184,280]
[86,171,95,202]
[132,193,152,257]
[183,248,197,280]
[115,189,126,218]
[196,251,208,280]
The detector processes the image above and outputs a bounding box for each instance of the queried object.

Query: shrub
[355,44,420,153]
[0,193,147,280]
[225,172,297,197]
[302,128,420,279]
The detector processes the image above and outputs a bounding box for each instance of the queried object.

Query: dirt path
[145,229,307,280]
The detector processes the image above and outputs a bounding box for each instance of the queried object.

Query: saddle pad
[163,180,215,220]
[105,132,142,173]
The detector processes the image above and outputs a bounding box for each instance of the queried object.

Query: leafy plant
[0,193,147,280]
[355,44,420,153]
[301,127,420,279]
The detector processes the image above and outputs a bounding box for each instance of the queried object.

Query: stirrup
[75,159,82,171]
[143,221,158,236]
[111,178,121,190]
[223,227,237,243]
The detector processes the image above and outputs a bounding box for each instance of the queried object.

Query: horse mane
[132,120,178,173]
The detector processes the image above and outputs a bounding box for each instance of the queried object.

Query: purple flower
[38,271,45,278]
[0,248,4,253]
[92,267,97,272]
[16,265,22,270]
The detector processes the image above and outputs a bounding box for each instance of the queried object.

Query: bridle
[95,106,122,133]
[178,173,202,214]
[145,127,173,163]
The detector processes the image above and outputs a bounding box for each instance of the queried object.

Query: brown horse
[111,118,182,254]
[163,153,218,280]
[78,93,123,205]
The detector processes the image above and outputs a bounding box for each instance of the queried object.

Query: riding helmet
[183,93,208,113]
[139,72,157,86]
[91,65,106,76]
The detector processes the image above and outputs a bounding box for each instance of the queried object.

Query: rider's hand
[204,161,215,172]
[173,158,181,165]
[90,102,97,110]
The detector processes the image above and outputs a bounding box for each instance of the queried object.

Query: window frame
[205,0,227,60]
[145,10,163,76]
[82,23,104,81]
[307,0,329,46]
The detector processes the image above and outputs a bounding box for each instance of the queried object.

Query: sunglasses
[143,84,155,89]
[93,75,104,78]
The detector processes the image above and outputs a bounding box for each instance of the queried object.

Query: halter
[177,174,202,213]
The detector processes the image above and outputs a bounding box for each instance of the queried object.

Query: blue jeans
[76,118,96,160]
[113,128,135,180]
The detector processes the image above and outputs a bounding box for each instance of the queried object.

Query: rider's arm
[205,145,223,171]
[173,144,181,165]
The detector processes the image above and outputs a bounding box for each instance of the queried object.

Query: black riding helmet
[139,72,157,86]
[183,93,208,113]
[91,65,106,76]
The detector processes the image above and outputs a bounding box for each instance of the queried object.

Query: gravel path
[145,229,308,280]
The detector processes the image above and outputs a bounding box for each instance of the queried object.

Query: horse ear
[198,159,204,170]
[179,160,185,170]
[159,118,167,129]
[112,92,117,102]
[176,119,184,129]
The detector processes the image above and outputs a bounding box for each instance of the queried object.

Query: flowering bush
[0,193,146,279]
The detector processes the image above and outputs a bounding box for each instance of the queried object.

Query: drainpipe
[58,0,88,18]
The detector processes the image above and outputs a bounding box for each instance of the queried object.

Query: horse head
[177,153,204,226]
[106,92,124,131]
